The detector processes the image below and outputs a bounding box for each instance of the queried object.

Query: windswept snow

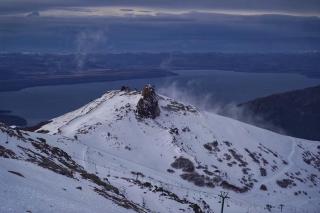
[1,89,320,213]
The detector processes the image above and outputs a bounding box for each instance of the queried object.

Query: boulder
[136,84,160,119]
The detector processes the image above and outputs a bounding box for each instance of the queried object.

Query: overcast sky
[1,0,320,16]
[1,0,320,53]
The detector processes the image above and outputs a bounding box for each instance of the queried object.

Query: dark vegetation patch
[203,169,214,176]
[294,190,308,196]
[36,130,50,134]
[260,167,267,176]
[182,127,190,132]
[223,141,232,147]
[169,128,179,135]
[224,153,231,161]
[262,158,269,166]
[81,172,119,194]
[307,174,318,186]
[271,165,278,172]
[180,172,218,188]
[228,149,248,167]
[260,184,267,191]
[27,140,81,177]
[171,157,195,172]
[258,144,278,158]
[220,181,249,193]
[276,179,295,188]
[0,145,17,159]
[171,155,251,193]
[242,168,250,175]
[244,148,260,164]
[265,204,274,212]
[36,137,46,143]
[18,145,78,178]
[203,141,219,152]
[285,172,306,184]
[131,171,145,180]
[302,151,320,171]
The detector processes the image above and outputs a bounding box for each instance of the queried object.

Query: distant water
[0,70,319,126]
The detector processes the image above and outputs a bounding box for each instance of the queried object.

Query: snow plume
[74,30,107,71]
[220,103,288,135]
[159,81,286,135]
[158,80,214,111]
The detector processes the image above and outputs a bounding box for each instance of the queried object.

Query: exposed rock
[260,167,267,176]
[171,157,195,172]
[276,179,295,188]
[260,184,267,191]
[203,141,219,152]
[136,84,160,119]
[0,145,17,159]
[220,181,249,193]
[161,101,196,113]
[120,86,130,92]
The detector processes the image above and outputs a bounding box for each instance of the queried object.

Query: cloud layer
[1,0,320,16]
[1,1,320,53]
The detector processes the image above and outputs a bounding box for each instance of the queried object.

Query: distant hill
[239,85,320,141]
[1,52,320,91]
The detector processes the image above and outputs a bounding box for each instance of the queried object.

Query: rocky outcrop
[136,84,160,119]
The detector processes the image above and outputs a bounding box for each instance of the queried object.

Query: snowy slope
[1,89,320,213]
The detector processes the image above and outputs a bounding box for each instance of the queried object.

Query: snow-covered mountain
[1,86,319,213]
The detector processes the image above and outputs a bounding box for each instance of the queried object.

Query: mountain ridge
[1,87,319,212]
[238,84,320,141]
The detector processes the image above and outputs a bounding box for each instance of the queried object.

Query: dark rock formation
[120,86,130,92]
[260,184,267,191]
[136,84,160,119]
[171,157,195,173]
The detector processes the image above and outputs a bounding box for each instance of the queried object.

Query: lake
[1,70,319,126]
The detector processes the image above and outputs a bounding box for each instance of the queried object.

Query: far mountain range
[238,85,320,141]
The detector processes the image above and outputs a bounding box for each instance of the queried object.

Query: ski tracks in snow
[81,145,89,170]
[260,137,297,186]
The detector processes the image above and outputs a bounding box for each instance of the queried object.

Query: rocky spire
[136,84,160,119]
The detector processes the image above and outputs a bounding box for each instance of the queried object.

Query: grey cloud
[26,11,40,17]
[0,0,320,16]
[1,12,320,53]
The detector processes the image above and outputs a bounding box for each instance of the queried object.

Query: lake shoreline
[0,69,176,93]
[1,69,320,127]
[1,69,319,93]
[0,110,27,126]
